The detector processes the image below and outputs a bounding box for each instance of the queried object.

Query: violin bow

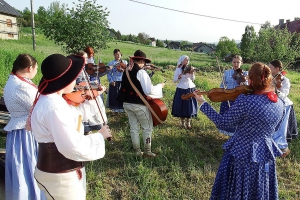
[216,56,231,108]
[82,69,111,140]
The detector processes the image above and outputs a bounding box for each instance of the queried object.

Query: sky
[8,0,300,43]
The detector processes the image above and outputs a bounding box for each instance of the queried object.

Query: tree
[19,7,31,27]
[240,25,257,62]
[156,39,164,47]
[254,26,300,63]
[216,36,240,59]
[40,0,111,53]
[35,6,47,27]
[138,32,149,44]
[116,30,122,40]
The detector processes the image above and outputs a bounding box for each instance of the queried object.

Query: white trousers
[34,167,86,200]
[123,103,153,151]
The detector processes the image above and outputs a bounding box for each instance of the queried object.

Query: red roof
[275,20,300,33]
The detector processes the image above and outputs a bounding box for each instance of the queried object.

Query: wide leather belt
[37,143,85,173]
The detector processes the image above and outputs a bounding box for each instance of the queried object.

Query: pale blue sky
[8,0,300,43]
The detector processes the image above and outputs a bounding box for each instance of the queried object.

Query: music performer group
[2,47,298,199]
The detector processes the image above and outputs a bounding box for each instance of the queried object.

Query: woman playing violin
[219,55,248,136]
[193,62,285,199]
[107,49,128,113]
[83,46,112,86]
[72,51,108,134]
[171,55,198,129]
[269,59,298,158]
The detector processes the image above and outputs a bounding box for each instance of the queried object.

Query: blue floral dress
[200,94,285,200]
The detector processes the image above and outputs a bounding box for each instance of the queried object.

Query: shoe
[143,152,158,158]
[280,149,291,158]
[135,150,144,156]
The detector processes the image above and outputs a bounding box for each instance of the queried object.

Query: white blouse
[277,76,293,106]
[31,93,106,161]
[4,75,38,131]
[173,67,196,89]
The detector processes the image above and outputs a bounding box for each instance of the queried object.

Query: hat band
[38,58,73,94]
[131,56,147,60]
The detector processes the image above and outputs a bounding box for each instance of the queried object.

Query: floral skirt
[210,151,278,200]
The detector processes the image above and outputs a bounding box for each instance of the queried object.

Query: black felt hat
[130,50,151,63]
[38,54,85,95]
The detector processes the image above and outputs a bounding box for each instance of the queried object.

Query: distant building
[167,41,180,50]
[149,37,156,47]
[193,42,215,53]
[274,19,300,34]
[0,0,22,40]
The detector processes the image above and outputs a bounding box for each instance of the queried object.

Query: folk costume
[171,55,198,128]
[30,54,107,200]
[117,50,163,157]
[4,73,46,200]
[219,68,248,136]
[272,73,298,153]
[107,59,128,112]
[200,93,285,200]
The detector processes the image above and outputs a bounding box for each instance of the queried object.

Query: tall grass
[0,33,299,199]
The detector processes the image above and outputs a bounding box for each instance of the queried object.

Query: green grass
[0,33,300,199]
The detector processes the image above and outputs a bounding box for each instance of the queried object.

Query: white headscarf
[177,55,189,67]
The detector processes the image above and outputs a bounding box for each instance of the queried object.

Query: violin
[144,63,165,73]
[63,89,99,107]
[85,63,112,75]
[272,72,283,89]
[116,60,127,72]
[181,85,253,102]
[182,65,199,74]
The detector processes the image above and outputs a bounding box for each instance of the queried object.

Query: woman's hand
[111,81,116,86]
[178,74,183,79]
[193,90,206,104]
[99,125,112,140]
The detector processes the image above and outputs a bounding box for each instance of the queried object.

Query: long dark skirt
[218,101,236,136]
[171,87,198,118]
[107,81,123,110]
[287,105,298,142]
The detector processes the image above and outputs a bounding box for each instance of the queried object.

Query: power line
[129,0,262,25]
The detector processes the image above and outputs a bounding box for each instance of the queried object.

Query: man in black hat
[30,54,112,199]
[117,50,165,157]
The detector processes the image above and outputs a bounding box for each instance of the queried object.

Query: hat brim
[130,56,151,63]
[39,55,85,95]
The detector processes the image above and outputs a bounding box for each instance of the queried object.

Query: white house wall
[0,14,19,40]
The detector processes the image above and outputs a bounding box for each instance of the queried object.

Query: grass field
[0,32,300,199]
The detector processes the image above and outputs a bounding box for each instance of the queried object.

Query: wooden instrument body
[181,85,253,102]
[147,98,168,126]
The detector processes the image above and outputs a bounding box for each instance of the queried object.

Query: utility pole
[30,0,36,51]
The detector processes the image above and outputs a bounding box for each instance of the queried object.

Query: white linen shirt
[277,76,293,106]
[4,75,38,131]
[31,93,106,161]
[173,67,196,89]
[137,69,163,98]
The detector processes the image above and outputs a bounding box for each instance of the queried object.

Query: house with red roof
[274,19,300,34]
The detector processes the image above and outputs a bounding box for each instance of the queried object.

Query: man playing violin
[269,59,298,158]
[107,49,128,113]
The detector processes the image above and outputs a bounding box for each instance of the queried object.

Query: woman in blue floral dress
[193,62,285,199]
